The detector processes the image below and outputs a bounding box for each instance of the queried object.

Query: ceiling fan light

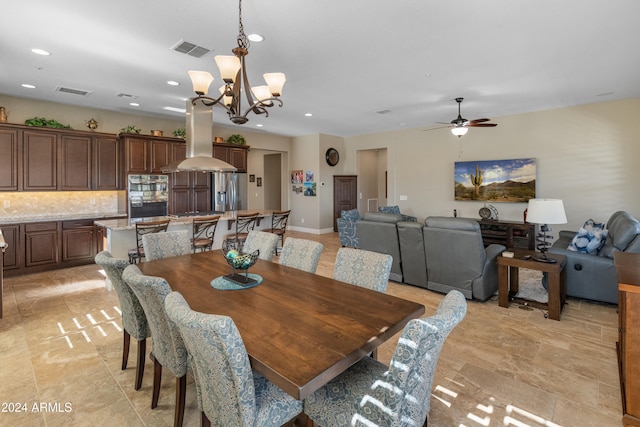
[188,70,214,95]
[215,55,241,83]
[263,72,285,96]
[451,126,468,136]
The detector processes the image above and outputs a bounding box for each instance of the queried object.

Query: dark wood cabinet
[62,220,95,262]
[213,143,249,173]
[615,253,640,427]
[0,224,20,271]
[93,136,122,190]
[0,128,21,191]
[169,141,212,214]
[23,130,57,191]
[24,222,59,267]
[477,219,536,250]
[122,134,173,175]
[60,134,92,190]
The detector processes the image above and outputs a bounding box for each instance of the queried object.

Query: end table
[497,248,567,320]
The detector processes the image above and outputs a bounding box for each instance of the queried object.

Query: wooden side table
[497,248,567,320]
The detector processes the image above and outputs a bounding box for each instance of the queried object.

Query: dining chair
[122,265,190,427]
[223,211,259,245]
[128,219,170,263]
[333,247,393,293]
[304,290,467,427]
[164,291,303,427]
[191,215,220,252]
[278,237,323,273]
[242,230,279,262]
[95,251,150,391]
[266,210,291,255]
[142,230,192,261]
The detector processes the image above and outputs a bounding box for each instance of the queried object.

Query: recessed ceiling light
[31,48,50,56]
[164,106,186,113]
[167,81,180,86]
[248,34,264,42]
[129,102,140,107]
[256,123,264,127]
[305,113,313,117]
[21,83,36,89]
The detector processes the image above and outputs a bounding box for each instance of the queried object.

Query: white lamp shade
[218,85,232,106]
[263,72,286,96]
[215,55,241,83]
[526,199,567,224]
[251,85,272,102]
[188,71,214,95]
[451,126,468,136]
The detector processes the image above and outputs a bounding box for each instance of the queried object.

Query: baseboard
[287,226,336,235]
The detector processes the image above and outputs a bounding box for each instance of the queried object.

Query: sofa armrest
[472,244,506,301]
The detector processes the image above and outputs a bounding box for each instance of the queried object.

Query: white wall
[344,98,640,236]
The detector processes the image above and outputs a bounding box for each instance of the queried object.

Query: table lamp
[526,198,567,263]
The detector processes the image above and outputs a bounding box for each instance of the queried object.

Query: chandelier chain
[236,0,249,49]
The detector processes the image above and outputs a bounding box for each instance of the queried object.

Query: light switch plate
[399,195,408,201]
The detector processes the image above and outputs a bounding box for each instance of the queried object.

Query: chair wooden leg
[423,416,428,427]
[134,338,146,390]
[201,412,211,427]
[152,357,162,409]
[122,330,131,370]
[174,375,187,427]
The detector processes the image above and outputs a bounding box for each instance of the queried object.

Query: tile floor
[0,231,622,426]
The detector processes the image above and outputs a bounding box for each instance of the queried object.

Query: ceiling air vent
[55,86,92,96]
[115,93,138,99]
[171,40,211,58]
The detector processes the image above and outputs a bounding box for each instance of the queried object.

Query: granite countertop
[95,210,277,231]
[0,212,127,226]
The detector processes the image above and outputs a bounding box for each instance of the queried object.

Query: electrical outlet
[3,200,10,208]
[400,195,408,201]
[301,218,305,224]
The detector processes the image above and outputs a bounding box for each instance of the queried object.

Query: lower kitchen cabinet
[62,220,95,262]
[24,222,59,267]
[0,224,20,271]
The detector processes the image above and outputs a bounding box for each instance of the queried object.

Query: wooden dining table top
[137,250,425,400]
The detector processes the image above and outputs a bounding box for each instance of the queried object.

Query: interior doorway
[263,153,282,210]
[357,148,388,213]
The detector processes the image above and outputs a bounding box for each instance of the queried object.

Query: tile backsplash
[0,191,125,219]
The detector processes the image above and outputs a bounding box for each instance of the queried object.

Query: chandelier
[188,0,286,125]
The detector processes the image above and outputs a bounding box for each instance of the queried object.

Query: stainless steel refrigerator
[213,172,247,212]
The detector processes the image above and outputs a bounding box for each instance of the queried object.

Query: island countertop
[0,212,127,226]
[94,210,277,231]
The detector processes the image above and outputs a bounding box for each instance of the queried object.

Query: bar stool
[266,210,291,255]
[224,212,258,246]
[191,215,220,252]
[128,219,170,263]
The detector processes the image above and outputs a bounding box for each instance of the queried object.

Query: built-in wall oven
[128,175,169,219]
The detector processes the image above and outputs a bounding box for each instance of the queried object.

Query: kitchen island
[94,210,277,259]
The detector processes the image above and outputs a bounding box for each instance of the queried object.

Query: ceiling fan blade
[423,125,452,132]
[435,121,452,125]
[467,123,497,127]
[468,118,490,124]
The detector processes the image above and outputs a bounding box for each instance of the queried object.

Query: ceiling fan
[434,97,498,137]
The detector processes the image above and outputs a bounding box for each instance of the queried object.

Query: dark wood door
[23,131,57,190]
[0,128,21,191]
[333,175,358,231]
[60,134,92,190]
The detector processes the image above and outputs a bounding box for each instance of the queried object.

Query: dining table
[137,249,425,400]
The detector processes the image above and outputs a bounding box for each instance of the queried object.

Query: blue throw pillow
[568,219,608,254]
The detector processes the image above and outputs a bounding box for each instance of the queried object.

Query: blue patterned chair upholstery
[164,291,303,427]
[278,237,324,273]
[379,205,417,222]
[142,230,192,261]
[122,265,190,427]
[337,209,361,248]
[95,251,150,390]
[304,290,467,427]
[242,230,279,262]
[333,247,392,293]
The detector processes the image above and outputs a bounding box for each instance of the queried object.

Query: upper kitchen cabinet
[213,143,249,173]
[93,136,122,190]
[121,134,176,174]
[60,134,92,190]
[23,130,57,190]
[0,127,21,191]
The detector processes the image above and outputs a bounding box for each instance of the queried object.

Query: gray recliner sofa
[549,211,640,304]
[357,212,404,282]
[422,217,505,301]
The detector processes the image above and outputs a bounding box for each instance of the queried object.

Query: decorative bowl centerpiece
[221,240,260,286]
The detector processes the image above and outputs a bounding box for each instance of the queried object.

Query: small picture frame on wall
[249,174,255,182]
[256,177,262,187]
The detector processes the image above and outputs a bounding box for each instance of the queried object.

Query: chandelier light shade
[526,198,568,263]
[451,126,468,137]
[188,0,285,125]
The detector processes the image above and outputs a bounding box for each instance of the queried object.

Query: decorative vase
[0,107,7,123]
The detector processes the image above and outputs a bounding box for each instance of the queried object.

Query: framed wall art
[454,158,536,202]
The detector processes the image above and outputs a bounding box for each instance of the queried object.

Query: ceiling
[2,0,639,138]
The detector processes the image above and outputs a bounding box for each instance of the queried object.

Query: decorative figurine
[85,118,98,130]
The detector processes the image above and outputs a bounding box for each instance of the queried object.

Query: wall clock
[325,148,339,166]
